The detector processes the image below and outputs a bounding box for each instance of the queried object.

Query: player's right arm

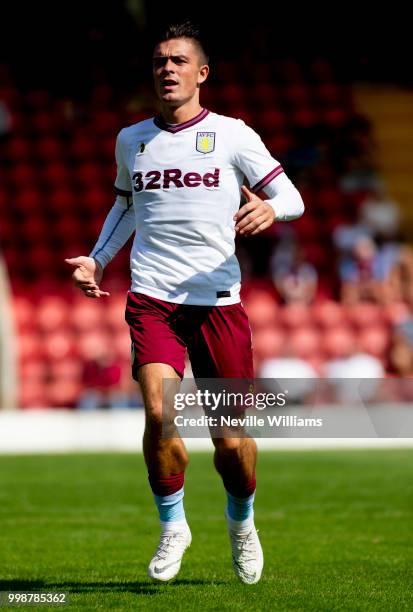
[65,130,135,298]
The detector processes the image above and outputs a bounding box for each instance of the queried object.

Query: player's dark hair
[154,21,209,65]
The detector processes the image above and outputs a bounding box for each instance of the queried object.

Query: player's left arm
[233,120,305,236]
[234,175,304,236]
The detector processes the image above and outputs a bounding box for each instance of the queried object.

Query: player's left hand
[234,186,275,236]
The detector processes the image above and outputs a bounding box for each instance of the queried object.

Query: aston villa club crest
[196,132,215,154]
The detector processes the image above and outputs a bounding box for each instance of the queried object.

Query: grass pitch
[0,449,412,611]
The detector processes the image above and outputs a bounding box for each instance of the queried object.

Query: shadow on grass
[0,578,226,595]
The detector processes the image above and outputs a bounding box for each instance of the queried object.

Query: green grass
[0,449,412,611]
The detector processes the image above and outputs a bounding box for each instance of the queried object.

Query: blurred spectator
[339,235,382,303]
[388,320,413,377]
[333,221,371,255]
[270,238,318,304]
[385,319,413,401]
[336,231,400,304]
[359,188,400,240]
[387,245,413,305]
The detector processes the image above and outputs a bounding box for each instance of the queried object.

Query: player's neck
[159,101,203,125]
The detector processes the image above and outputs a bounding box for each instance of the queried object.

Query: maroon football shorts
[124,290,254,380]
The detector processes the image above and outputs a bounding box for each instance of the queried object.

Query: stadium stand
[1,16,412,408]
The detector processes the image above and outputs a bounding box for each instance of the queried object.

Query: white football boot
[148,527,192,581]
[227,513,264,584]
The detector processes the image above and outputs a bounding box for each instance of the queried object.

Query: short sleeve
[114,129,132,196]
[233,120,284,192]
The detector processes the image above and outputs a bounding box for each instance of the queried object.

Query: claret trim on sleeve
[251,165,284,193]
[114,185,132,197]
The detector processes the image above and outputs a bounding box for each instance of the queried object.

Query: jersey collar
[154,108,209,133]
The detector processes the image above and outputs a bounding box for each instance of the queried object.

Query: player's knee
[212,437,242,453]
[145,402,164,428]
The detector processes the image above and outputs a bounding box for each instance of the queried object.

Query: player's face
[153,38,209,107]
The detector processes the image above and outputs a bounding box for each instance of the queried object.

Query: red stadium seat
[219,84,245,105]
[104,295,128,330]
[322,326,356,359]
[30,112,56,134]
[284,84,309,106]
[306,353,325,375]
[49,358,82,382]
[256,108,285,131]
[81,187,109,214]
[70,299,104,332]
[312,300,347,329]
[54,217,85,242]
[248,83,278,107]
[0,189,7,209]
[314,83,341,103]
[20,216,48,242]
[290,108,319,128]
[11,163,38,186]
[347,303,385,329]
[289,327,320,359]
[78,330,110,360]
[230,107,253,126]
[14,188,42,211]
[304,243,329,270]
[281,303,312,329]
[251,327,286,362]
[292,215,321,242]
[384,302,411,325]
[101,135,116,160]
[19,382,47,409]
[45,380,81,408]
[7,137,30,161]
[42,162,70,186]
[91,111,120,135]
[70,135,95,160]
[20,359,47,383]
[266,134,293,157]
[36,296,69,332]
[112,329,132,361]
[315,188,342,213]
[46,187,76,210]
[243,293,278,330]
[322,108,348,128]
[76,163,102,186]
[29,246,57,271]
[43,331,76,361]
[358,326,389,359]
[17,332,44,362]
[13,297,35,332]
[36,137,61,160]
[90,84,113,109]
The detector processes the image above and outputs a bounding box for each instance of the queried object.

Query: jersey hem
[129,285,241,306]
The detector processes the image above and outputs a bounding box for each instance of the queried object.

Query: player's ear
[197,64,209,85]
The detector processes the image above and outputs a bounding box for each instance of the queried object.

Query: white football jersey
[90,108,302,305]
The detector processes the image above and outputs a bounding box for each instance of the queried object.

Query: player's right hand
[64,256,110,298]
